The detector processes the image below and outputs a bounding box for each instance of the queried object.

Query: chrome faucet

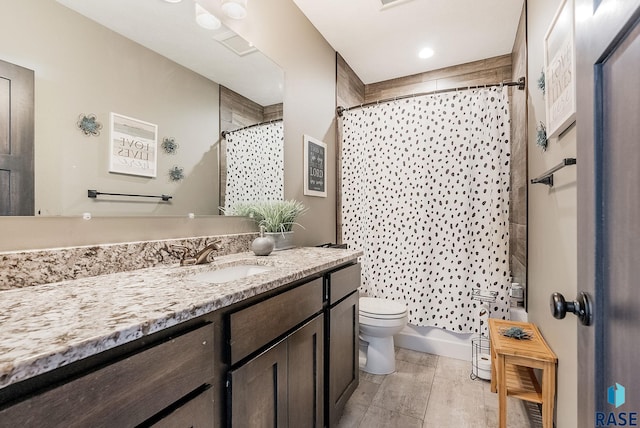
[171,240,222,266]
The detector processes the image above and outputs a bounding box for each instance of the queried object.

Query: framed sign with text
[544,0,576,138]
[109,113,158,177]
[303,135,327,198]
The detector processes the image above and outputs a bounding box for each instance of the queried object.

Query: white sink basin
[188,264,273,284]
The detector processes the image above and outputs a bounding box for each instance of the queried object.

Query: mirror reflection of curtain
[341,87,511,333]
[224,121,284,211]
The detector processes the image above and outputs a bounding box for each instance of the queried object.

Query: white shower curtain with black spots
[224,121,284,211]
[341,86,511,333]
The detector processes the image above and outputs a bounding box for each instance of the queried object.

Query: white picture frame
[544,0,576,138]
[109,112,158,177]
[303,135,327,198]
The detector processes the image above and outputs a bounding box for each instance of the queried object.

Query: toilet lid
[359,297,407,318]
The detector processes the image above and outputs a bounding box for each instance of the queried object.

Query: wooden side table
[489,319,558,428]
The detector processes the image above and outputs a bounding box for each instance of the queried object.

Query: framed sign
[544,0,576,138]
[303,135,327,197]
[109,113,158,177]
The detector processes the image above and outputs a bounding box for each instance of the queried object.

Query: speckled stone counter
[0,247,362,390]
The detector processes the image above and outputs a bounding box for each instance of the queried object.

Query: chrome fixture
[171,241,223,266]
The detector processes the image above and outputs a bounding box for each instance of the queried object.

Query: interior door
[576,1,640,426]
[0,59,34,215]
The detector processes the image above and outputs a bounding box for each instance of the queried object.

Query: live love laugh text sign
[109,113,158,178]
[303,135,327,198]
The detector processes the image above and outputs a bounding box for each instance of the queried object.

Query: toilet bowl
[359,297,408,375]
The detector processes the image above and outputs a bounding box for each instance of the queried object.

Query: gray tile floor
[336,348,543,428]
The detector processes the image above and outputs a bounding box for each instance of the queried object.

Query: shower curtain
[341,86,511,333]
[224,121,284,211]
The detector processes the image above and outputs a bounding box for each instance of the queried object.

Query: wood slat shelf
[489,319,557,428]
[505,364,542,403]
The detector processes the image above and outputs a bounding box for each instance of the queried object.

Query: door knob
[550,291,593,326]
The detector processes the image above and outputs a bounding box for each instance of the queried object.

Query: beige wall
[527,0,578,427]
[0,0,337,251]
[0,0,220,217]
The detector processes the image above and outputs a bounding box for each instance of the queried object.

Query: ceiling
[293,0,525,84]
[55,0,284,106]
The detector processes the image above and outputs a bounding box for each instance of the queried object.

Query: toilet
[359,297,408,375]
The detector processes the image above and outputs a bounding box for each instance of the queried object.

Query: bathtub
[394,307,527,361]
[394,324,474,361]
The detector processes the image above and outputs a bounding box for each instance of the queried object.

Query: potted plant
[229,200,307,250]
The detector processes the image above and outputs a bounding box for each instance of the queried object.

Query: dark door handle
[550,291,593,326]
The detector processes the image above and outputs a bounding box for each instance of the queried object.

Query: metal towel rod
[530,158,576,187]
[88,189,172,202]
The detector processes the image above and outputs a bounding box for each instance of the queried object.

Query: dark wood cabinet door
[229,340,288,428]
[327,291,359,426]
[288,315,324,428]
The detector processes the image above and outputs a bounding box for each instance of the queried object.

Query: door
[288,315,324,428]
[576,1,640,426]
[0,59,34,215]
[229,340,288,427]
[327,291,359,426]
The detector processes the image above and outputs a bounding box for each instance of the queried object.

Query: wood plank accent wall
[363,54,512,103]
[509,4,528,296]
[219,86,283,211]
[336,54,365,241]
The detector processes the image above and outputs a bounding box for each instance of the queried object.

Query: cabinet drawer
[0,323,214,428]
[328,263,361,305]
[150,385,215,428]
[229,278,323,365]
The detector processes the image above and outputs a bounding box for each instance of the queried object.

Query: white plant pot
[264,231,294,251]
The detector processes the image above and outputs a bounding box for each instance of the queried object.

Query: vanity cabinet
[227,278,325,427]
[0,322,215,428]
[325,263,361,426]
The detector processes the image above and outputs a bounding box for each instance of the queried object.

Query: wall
[0,0,337,252]
[526,0,578,427]
[363,54,512,102]
[0,0,220,217]
[203,0,338,247]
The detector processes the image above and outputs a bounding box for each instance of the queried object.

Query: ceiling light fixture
[418,47,434,59]
[163,0,182,3]
[195,3,221,30]
[221,0,248,20]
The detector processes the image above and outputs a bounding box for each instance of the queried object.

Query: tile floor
[336,348,543,428]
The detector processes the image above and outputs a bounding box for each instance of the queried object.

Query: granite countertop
[0,247,362,390]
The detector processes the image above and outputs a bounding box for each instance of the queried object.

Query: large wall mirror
[0,0,284,217]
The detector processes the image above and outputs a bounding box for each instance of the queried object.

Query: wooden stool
[489,319,557,428]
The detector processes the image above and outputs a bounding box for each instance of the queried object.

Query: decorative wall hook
[162,137,179,154]
[77,114,102,136]
[537,70,546,95]
[536,122,548,151]
[169,166,185,181]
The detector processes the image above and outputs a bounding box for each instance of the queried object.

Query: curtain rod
[336,76,525,117]
[221,118,283,139]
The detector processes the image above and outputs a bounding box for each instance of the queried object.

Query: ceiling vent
[213,30,256,56]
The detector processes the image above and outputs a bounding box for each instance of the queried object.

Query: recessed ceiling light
[418,47,434,59]
[222,0,248,20]
[163,0,182,3]
[195,3,221,30]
